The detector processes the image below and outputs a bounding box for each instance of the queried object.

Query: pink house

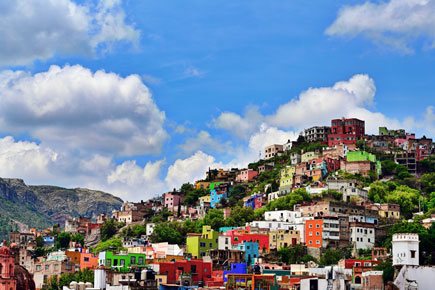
[164,192,184,210]
[236,169,258,182]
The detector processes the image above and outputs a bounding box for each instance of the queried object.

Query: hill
[0,178,123,240]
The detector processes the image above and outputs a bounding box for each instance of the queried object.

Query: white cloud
[248,124,298,154]
[184,66,205,78]
[165,151,216,190]
[212,107,264,139]
[178,130,230,155]
[212,74,433,139]
[142,74,162,85]
[106,159,167,200]
[0,0,140,66]
[0,64,168,156]
[326,0,435,52]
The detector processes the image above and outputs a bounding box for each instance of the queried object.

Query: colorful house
[225,231,269,253]
[346,151,382,176]
[210,182,231,208]
[80,252,99,270]
[186,226,219,258]
[98,251,147,271]
[269,230,300,250]
[236,169,258,182]
[244,194,263,210]
[159,259,214,285]
[301,151,322,163]
[280,166,296,189]
[223,263,248,282]
[305,219,323,248]
[328,118,365,146]
[237,242,259,265]
[199,195,211,207]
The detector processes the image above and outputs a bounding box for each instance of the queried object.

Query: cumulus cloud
[326,0,435,52]
[178,130,230,155]
[0,0,140,66]
[0,64,168,156]
[165,151,216,190]
[106,159,167,200]
[212,107,264,139]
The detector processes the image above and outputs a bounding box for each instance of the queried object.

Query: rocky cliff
[0,178,123,240]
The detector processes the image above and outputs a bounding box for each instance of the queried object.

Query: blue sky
[0,0,433,201]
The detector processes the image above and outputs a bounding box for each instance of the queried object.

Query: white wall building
[265,210,302,223]
[146,223,155,236]
[249,221,296,231]
[218,236,232,250]
[349,222,375,250]
[392,233,419,266]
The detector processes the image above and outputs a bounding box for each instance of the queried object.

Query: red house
[228,232,270,252]
[159,259,213,285]
[324,157,340,172]
[328,118,365,146]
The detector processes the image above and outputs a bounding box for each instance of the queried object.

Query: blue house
[43,236,55,248]
[210,182,231,208]
[237,242,259,265]
[244,194,261,210]
[223,263,247,282]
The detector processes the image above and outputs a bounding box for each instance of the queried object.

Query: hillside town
[1,117,435,290]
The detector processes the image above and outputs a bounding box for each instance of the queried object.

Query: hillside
[0,178,123,240]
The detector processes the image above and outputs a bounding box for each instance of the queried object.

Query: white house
[392,233,419,266]
[265,210,302,223]
[349,222,375,249]
[146,223,155,236]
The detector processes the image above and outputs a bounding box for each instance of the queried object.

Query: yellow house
[301,151,322,163]
[199,195,211,206]
[195,180,211,190]
[269,229,300,250]
[280,166,296,188]
[186,226,219,258]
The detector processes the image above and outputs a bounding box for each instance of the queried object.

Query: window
[36,265,41,271]
[316,224,320,228]
[316,240,320,244]
[54,264,59,271]
[138,257,144,265]
[209,243,213,247]
[411,250,416,258]
[120,259,125,267]
[309,241,312,245]
[316,232,320,236]
[200,242,206,247]
[107,259,111,267]
[45,264,50,270]
[309,232,313,236]
[131,256,136,264]
[309,224,313,228]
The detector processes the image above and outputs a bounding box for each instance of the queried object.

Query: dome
[0,243,12,256]
[14,264,36,290]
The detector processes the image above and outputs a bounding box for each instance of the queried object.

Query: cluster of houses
[3,117,434,290]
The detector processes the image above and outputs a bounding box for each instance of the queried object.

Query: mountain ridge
[0,177,123,240]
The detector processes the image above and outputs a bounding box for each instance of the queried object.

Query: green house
[99,251,147,272]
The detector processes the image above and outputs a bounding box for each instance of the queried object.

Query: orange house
[80,252,99,270]
[66,250,81,265]
[305,219,323,248]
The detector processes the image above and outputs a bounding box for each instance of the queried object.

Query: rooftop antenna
[259,150,261,161]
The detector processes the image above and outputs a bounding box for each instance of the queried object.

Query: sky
[0,0,434,201]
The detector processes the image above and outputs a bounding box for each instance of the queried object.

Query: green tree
[203,209,225,231]
[277,244,306,264]
[385,185,420,218]
[381,160,397,176]
[71,233,85,247]
[418,155,435,173]
[95,237,124,253]
[180,183,194,193]
[374,260,394,284]
[225,207,255,227]
[421,173,435,195]
[57,232,71,249]
[150,224,183,245]
[36,236,44,248]
[228,185,246,207]
[319,249,342,266]
[100,218,117,241]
